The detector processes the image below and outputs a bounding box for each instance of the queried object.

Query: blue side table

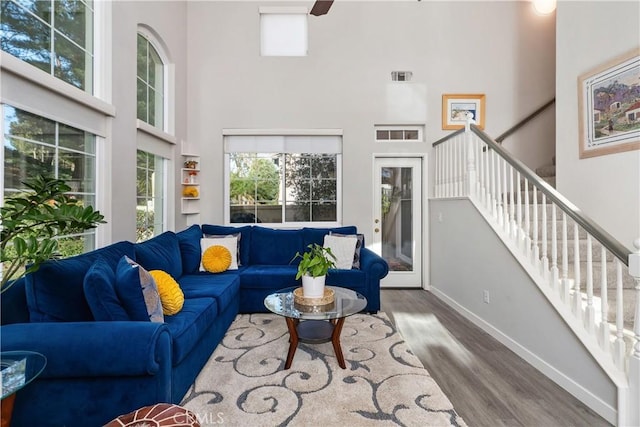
[1,351,47,427]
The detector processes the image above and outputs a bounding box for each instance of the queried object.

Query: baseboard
[430,287,618,425]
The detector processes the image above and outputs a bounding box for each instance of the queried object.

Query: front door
[372,157,423,288]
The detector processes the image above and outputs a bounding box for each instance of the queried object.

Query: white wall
[111,1,188,241]
[556,1,640,249]
[429,198,617,423]
[186,1,555,239]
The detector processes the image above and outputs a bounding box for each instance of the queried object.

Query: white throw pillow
[200,237,239,271]
[323,234,358,270]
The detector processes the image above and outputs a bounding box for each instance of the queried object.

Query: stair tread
[535,164,556,178]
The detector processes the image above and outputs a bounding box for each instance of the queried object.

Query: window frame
[259,6,308,57]
[135,149,168,242]
[223,131,343,228]
[136,27,170,132]
[2,104,100,254]
[1,0,95,93]
[374,125,424,143]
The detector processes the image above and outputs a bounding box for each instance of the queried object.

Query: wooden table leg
[1,393,16,427]
[331,317,347,369]
[284,317,299,369]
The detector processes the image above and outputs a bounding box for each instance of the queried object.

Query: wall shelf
[180,141,200,215]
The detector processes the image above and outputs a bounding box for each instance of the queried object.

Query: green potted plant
[1,175,105,292]
[292,243,336,297]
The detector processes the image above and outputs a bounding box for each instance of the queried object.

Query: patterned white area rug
[181,312,467,427]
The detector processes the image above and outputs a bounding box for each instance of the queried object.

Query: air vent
[391,71,413,82]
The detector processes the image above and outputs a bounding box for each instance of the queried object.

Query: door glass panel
[380,167,413,271]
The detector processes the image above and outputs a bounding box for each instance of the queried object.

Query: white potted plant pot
[301,274,326,298]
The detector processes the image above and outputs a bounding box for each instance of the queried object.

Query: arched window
[137,32,165,130]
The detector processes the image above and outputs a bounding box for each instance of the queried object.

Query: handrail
[470,124,632,265]
[495,98,556,143]
[432,127,465,148]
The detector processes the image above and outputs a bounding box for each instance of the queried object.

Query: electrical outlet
[437,212,443,222]
[483,290,490,304]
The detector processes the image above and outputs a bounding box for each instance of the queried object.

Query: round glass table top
[264,286,367,320]
[1,351,47,399]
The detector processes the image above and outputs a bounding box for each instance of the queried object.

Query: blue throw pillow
[134,231,182,279]
[84,258,129,321]
[26,241,136,322]
[114,256,154,322]
[176,225,203,274]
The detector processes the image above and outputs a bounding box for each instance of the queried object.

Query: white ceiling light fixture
[532,0,557,15]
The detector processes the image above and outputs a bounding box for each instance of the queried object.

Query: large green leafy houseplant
[292,243,337,279]
[1,175,105,292]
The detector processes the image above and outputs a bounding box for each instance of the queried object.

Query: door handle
[374,228,380,233]
[374,219,380,223]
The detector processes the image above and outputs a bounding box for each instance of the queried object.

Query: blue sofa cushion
[240,265,299,289]
[26,241,136,322]
[202,224,252,266]
[84,258,129,321]
[176,225,203,275]
[302,226,358,247]
[163,297,218,365]
[250,226,304,265]
[324,268,367,289]
[178,273,240,312]
[115,256,164,322]
[135,231,182,279]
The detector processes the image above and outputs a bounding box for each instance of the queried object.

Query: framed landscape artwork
[578,48,640,158]
[442,94,486,130]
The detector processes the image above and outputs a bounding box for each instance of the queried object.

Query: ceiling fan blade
[310,0,334,16]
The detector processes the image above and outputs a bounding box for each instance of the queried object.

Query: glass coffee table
[264,286,367,369]
[1,351,47,427]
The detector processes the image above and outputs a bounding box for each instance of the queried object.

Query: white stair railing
[432,117,640,426]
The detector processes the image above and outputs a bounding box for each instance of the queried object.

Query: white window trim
[136,119,177,145]
[1,52,115,118]
[223,130,343,227]
[137,26,174,135]
[374,125,424,142]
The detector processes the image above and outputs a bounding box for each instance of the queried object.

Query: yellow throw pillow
[202,245,232,273]
[149,270,184,315]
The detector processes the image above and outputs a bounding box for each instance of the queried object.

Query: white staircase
[432,119,640,426]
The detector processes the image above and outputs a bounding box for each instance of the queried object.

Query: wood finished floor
[380,289,612,427]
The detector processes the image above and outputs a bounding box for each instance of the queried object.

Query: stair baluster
[614,260,626,369]
[561,212,570,303]
[573,223,582,317]
[532,187,539,268]
[550,204,559,292]
[585,235,595,334]
[490,150,497,217]
[524,178,531,256]
[502,158,509,233]
[516,172,522,247]
[541,194,549,279]
[599,243,611,352]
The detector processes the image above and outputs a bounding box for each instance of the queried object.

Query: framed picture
[442,94,486,130]
[578,48,640,158]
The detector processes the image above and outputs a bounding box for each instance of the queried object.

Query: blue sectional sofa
[0,224,388,426]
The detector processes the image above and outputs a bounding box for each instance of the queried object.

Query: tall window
[3,104,98,254]
[136,150,165,242]
[137,33,164,129]
[0,0,94,92]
